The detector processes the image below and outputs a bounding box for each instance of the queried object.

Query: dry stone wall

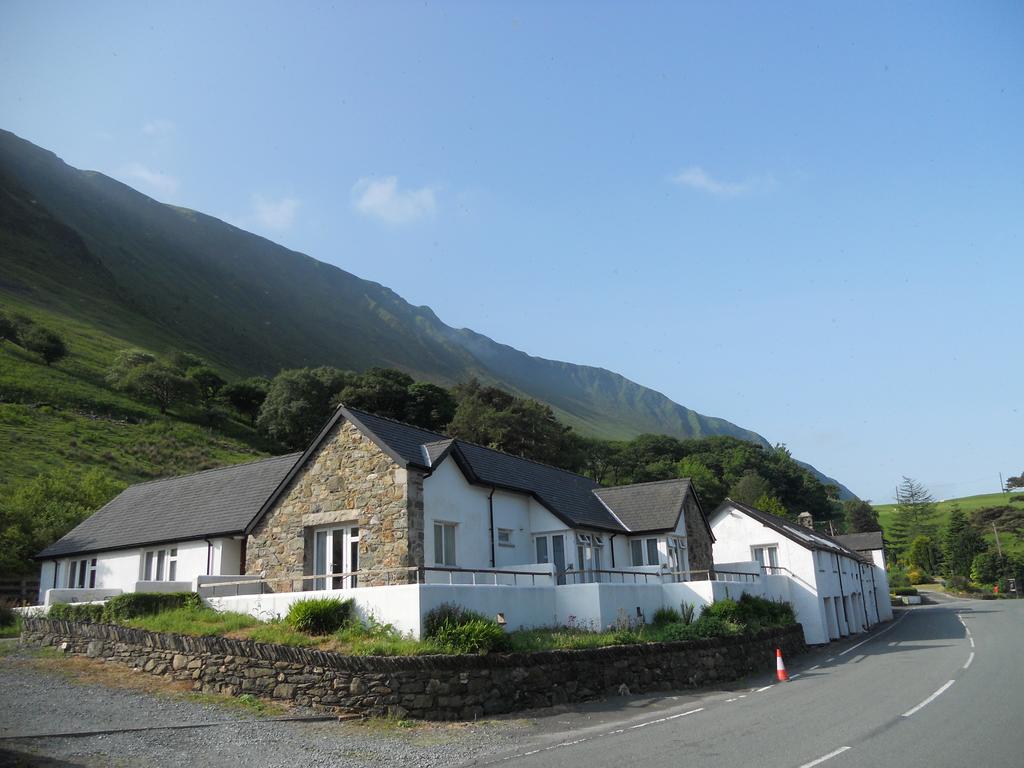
[247,419,425,588]
[21,618,805,721]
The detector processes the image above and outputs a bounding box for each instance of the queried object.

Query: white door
[313,526,360,589]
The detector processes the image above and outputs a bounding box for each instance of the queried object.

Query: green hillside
[0,127,853,498]
[875,492,1024,558]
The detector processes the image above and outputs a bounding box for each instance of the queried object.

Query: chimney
[797,511,814,530]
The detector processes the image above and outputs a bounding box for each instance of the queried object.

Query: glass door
[313,526,359,590]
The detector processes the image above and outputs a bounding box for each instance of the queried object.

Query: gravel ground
[0,642,534,768]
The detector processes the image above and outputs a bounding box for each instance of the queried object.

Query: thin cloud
[251,194,300,230]
[671,166,764,197]
[121,162,180,197]
[352,176,437,224]
[142,119,176,138]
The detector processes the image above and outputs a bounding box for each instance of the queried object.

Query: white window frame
[667,535,690,579]
[434,521,457,567]
[576,533,604,582]
[142,547,178,581]
[534,533,567,584]
[751,544,779,571]
[630,537,661,567]
[497,528,514,548]
[66,558,97,589]
[312,524,360,590]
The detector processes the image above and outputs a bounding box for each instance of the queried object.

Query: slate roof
[711,499,867,562]
[834,531,885,552]
[594,479,691,533]
[37,453,302,558]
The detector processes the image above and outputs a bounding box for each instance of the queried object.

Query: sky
[1,1,1022,503]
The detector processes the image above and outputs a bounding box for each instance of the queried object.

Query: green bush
[431,618,510,654]
[651,607,681,627]
[659,614,743,641]
[49,603,105,622]
[285,597,354,635]
[701,597,741,623]
[102,592,201,621]
[680,602,696,625]
[699,594,795,632]
[659,622,701,642]
[422,603,491,638]
[0,604,15,627]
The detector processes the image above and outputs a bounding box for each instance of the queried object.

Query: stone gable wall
[685,494,714,573]
[246,419,425,588]
[21,618,806,721]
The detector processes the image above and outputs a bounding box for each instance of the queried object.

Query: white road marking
[888,641,898,646]
[797,746,851,768]
[738,694,747,699]
[808,665,820,671]
[964,652,974,669]
[665,707,704,720]
[827,657,835,662]
[755,685,772,692]
[969,637,975,648]
[725,698,738,702]
[789,673,802,679]
[902,680,955,717]
[838,610,908,656]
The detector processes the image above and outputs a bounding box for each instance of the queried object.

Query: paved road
[464,597,1024,768]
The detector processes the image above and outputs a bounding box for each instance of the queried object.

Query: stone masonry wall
[685,494,714,573]
[21,618,805,721]
[247,419,425,588]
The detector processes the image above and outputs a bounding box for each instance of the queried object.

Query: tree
[221,377,269,426]
[404,382,457,431]
[257,367,355,449]
[165,350,206,375]
[186,366,226,407]
[21,325,68,365]
[677,456,728,511]
[121,362,198,414]
[1006,472,1024,491]
[755,493,790,519]
[970,551,1003,584]
[106,348,157,386]
[889,477,939,556]
[336,368,415,421]
[728,470,772,506]
[907,535,939,575]
[0,469,125,575]
[942,506,985,579]
[844,499,882,533]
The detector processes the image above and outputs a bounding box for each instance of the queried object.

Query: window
[535,536,549,563]
[576,533,604,582]
[752,545,779,571]
[66,558,96,589]
[630,538,661,567]
[667,536,689,578]
[434,522,456,566]
[312,526,359,590]
[497,528,514,547]
[143,548,178,581]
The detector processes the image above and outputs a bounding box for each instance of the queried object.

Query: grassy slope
[0,295,266,499]
[875,492,1024,558]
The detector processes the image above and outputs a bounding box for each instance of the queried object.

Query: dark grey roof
[834,531,885,552]
[37,453,302,558]
[346,408,447,467]
[711,499,867,562]
[422,439,455,466]
[594,479,691,532]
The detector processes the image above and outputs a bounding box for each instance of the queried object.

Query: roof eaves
[591,491,632,533]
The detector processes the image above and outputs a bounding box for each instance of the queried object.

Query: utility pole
[1000,473,1005,493]
[993,523,1003,557]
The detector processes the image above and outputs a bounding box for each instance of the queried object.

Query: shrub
[945,575,974,593]
[422,603,490,639]
[49,603,105,622]
[431,618,510,654]
[680,602,696,625]
[0,604,15,627]
[701,598,741,623]
[102,592,201,621]
[700,595,795,632]
[651,607,681,627]
[907,568,931,585]
[891,587,919,597]
[659,622,701,642]
[285,597,354,635]
[888,566,911,589]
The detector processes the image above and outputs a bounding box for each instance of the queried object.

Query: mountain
[0,128,854,497]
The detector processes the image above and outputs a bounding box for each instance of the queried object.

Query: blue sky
[2,1,1022,502]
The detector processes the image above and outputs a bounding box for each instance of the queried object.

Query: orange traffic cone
[776,648,789,682]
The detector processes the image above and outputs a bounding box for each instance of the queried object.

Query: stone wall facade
[246,419,425,589]
[685,494,714,573]
[21,618,805,721]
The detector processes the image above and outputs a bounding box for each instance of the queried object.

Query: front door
[313,526,360,590]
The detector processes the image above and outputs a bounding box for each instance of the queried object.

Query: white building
[709,499,892,646]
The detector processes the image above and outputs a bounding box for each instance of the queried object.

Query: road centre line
[902,680,955,718]
[808,665,819,671]
[969,637,975,648]
[797,746,851,768]
[755,685,772,692]
[964,652,974,669]
[626,707,704,730]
